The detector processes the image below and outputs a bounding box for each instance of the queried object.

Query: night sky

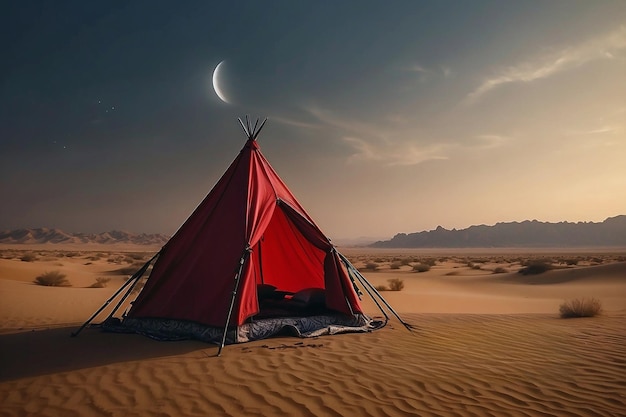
[2,1,625,241]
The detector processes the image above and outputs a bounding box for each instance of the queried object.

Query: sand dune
[1,248,625,416]
[493,261,626,284]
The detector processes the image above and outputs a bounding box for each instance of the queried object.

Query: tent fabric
[126,136,363,329]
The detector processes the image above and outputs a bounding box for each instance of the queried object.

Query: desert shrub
[375,284,389,291]
[492,267,509,274]
[559,298,602,318]
[387,278,404,291]
[64,252,79,258]
[521,257,553,267]
[412,263,430,273]
[34,271,71,287]
[563,258,579,266]
[419,258,437,267]
[20,253,37,262]
[362,262,379,271]
[470,258,488,264]
[107,255,125,264]
[89,277,112,288]
[445,271,459,276]
[389,261,402,270]
[518,261,553,275]
[472,264,482,270]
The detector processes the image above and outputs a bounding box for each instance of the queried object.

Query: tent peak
[238,116,267,141]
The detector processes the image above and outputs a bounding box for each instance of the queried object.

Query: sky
[1,1,625,241]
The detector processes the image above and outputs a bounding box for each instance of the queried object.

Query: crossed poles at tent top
[239,116,267,141]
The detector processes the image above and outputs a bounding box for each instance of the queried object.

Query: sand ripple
[1,314,625,417]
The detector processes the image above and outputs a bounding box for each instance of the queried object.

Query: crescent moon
[212,61,230,104]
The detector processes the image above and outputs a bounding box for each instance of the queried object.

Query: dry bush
[20,253,37,262]
[375,284,389,291]
[419,258,437,267]
[521,257,553,267]
[389,261,402,270]
[492,267,509,274]
[387,278,404,291]
[412,263,430,273]
[89,277,112,288]
[34,271,71,287]
[107,255,125,264]
[362,262,379,271]
[1,250,16,259]
[470,258,489,264]
[559,298,602,318]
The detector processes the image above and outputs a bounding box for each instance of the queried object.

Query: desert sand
[1,246,625,417]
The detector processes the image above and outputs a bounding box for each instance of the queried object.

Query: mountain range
[371,216,626,248]
[3,216,625,248]
[0,228,170,246]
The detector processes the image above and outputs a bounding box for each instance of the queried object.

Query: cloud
[407,64,430,73]
[304,106,450,166]
[566,125,621,136]
[406,63,453,79]
[473,134,511,149]
[466,25,626,103]
[564,107,626,138]
[271,115,321,130]
[342,136,449,166]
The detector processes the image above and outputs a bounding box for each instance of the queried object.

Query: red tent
[126,119,363,329]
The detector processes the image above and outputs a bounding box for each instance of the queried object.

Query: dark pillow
[257,284,277,300]
[292,288,326,305]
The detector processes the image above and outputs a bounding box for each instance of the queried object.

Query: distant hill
[0,228,170,246]
[370,215,626,248]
